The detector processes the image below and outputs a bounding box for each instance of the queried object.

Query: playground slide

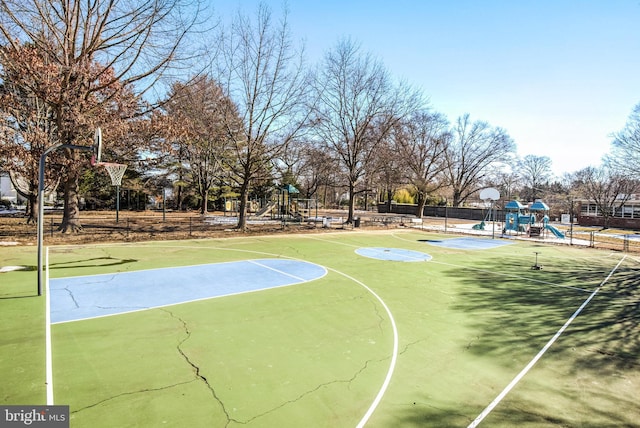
[254,201,277,217]
[545,224,565,239]
[472,221,485,230]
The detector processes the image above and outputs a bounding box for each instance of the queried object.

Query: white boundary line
[468,254,627,428]
[247,260,308,282]
[45,246,54,405]
[323,268,399,428]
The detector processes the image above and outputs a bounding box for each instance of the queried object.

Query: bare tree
[606,103,640,178]
[311,38,420,223]
[393,110,450,218]
[444,114,515,207]
[297,145,339,202]
[0,0,205,231]
[273,137,306,189]
[517,154,553,200]
[492,171,521,202]
[214,4,310,230]
[574,166,639,228]
[371,134,404,213]
[161,76,238,214]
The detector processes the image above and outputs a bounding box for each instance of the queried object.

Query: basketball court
[2,230,638,427]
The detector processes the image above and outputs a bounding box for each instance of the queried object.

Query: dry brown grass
[0,210,390,246]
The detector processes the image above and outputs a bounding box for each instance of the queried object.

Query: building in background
[577,196,640,229]
[0,173,19,205]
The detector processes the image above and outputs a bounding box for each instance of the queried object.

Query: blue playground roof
[505,200,525,210]
[281,184,300,193]
[530,200,549,211]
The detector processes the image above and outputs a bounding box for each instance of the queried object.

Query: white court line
[468,254,627,428]
[45,246,54,405]
[247,260,307,282]
[323,268,399,428]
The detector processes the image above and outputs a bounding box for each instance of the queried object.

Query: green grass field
[1,229,639,427]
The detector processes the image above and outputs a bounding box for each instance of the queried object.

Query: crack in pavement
[159,308,239,427]
[370,299,385,332]
[62,287,79,309]
[399,339,426,355]
[239,356,380,425]
[71,380,197,414]
[70,305,386,425]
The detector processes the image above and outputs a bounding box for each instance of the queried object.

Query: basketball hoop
[90,126,127,222]
[479,187,501,240]
[100,163,127,187]
[90,127,127,185]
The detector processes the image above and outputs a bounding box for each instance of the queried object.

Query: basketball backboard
[479,187,500,201]
[91,127,102,165]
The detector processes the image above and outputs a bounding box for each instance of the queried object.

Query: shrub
[393,188,415,204]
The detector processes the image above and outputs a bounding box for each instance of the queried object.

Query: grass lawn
[1,230,638,427]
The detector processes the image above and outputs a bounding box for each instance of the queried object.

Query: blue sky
[214,1,640,176]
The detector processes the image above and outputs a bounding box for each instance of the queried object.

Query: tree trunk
[236,180,250,231]
[386,189,393,213]
[26,192,38,224]
[199,188,208,215]
[176,185,183,211]
[416,194,426,219]
[59,171,82,233]
[347,181,355,223]
[453,189,463,207]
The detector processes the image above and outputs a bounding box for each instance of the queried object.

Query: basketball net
[99,162,127,186]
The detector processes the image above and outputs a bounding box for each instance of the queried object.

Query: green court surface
[1,230,639,427]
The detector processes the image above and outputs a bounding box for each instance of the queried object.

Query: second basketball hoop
[101,163,127,187]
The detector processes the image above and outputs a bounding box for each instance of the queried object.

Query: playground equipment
[545,223,565,238]
[504,200,535,233]
[531,200,565,238]
[503,199,565,239]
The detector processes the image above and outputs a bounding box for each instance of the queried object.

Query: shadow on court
[418,237,513,250]
[395,253,640,427]
[49,256,138,270]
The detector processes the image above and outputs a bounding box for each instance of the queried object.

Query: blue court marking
[421,237,512,250]
[50,259,326,324]
[355,247,432,262]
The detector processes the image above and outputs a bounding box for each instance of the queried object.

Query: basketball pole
[37,143,93,296]
[116,184,121,223]
[491,200,495,240]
